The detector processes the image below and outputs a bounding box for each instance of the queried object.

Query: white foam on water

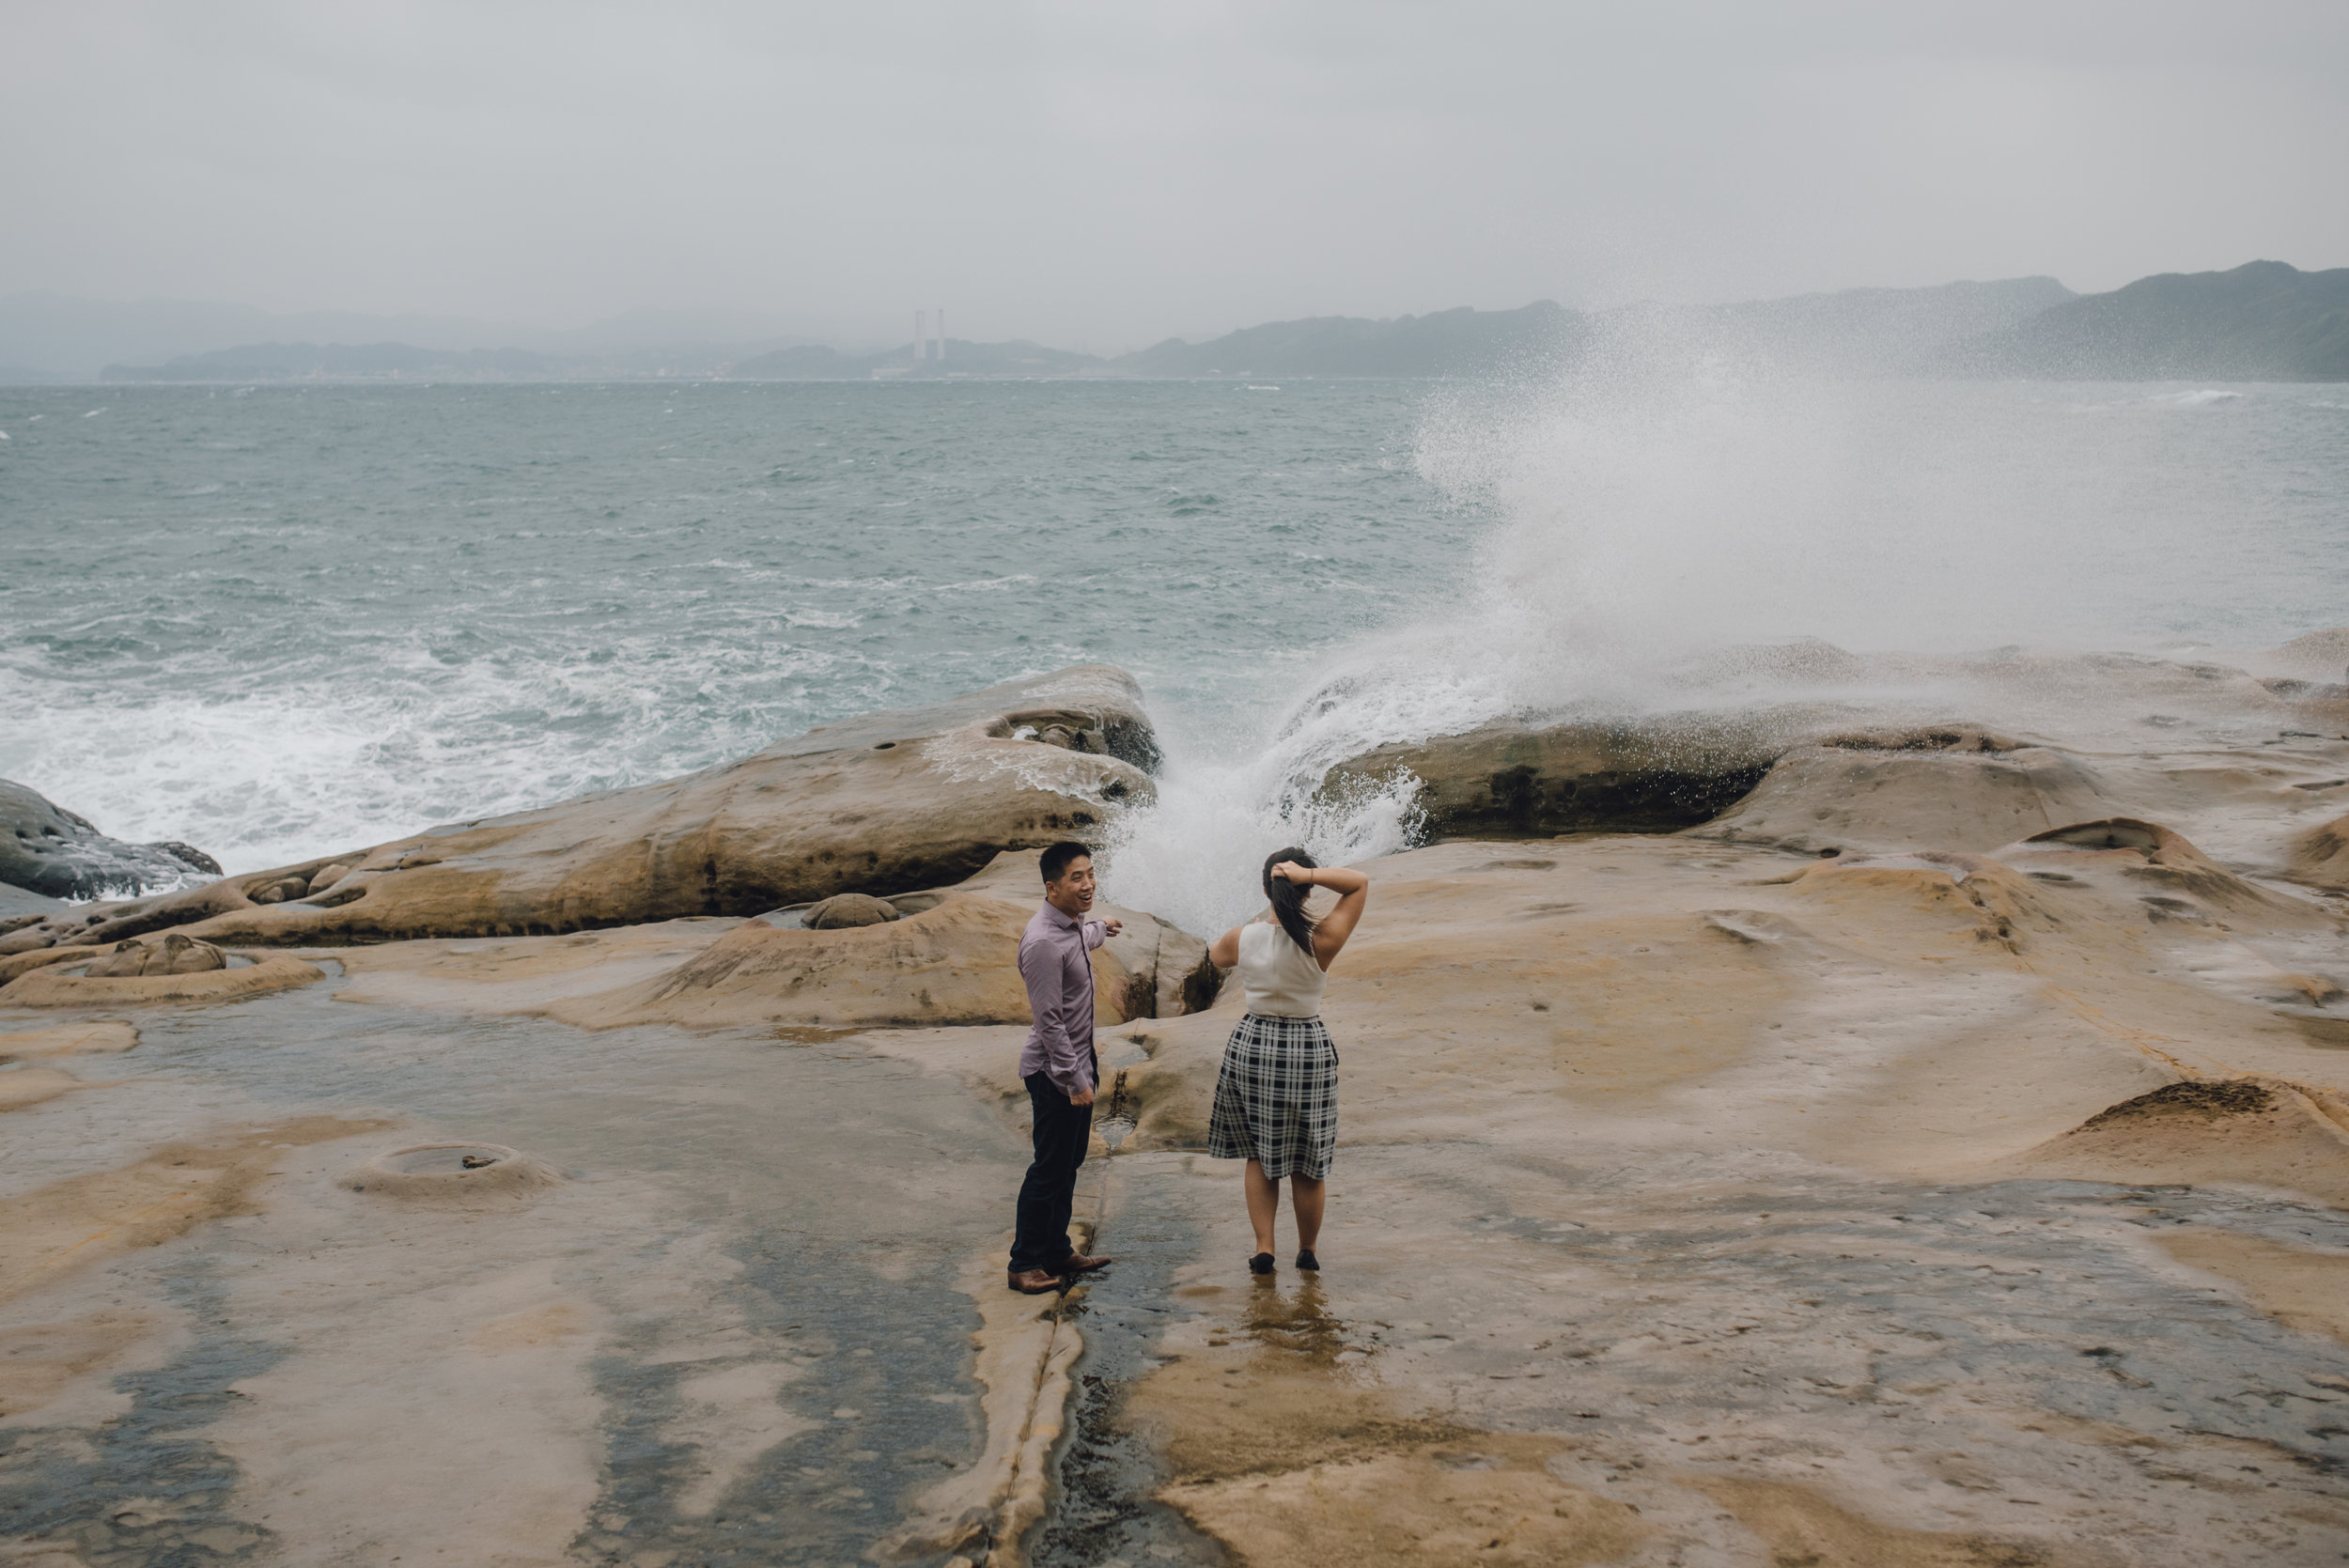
[7,373,2341,909]
[1100,744,1423,939]
[0,633,888,875]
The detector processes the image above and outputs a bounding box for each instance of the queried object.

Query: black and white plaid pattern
[1206,1013,1339,1180]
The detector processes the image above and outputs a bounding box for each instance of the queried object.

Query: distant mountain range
[729,338,1105,380]
[1117,300,1585,378]
[1939,260,2349,380]
[10,261,2343,385]
[0,293,844,382]
[97,341,567,381]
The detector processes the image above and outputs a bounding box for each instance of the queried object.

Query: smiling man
[1007,840,1123,1294]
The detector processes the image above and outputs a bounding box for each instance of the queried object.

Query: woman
[1206,847,1371,1275]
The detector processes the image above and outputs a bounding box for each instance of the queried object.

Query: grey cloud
[3,1,2342,349]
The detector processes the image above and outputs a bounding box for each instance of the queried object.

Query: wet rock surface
[0,779,219,901]
[1325,714,1785,837]
[8,643,2349,1564]
[0,945,322,1008]
[0,981,1030,1568]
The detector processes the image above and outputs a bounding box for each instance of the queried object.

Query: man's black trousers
[1010,1070,1093,1272]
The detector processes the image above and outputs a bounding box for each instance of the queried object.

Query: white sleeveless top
[1237,921,1327,1017]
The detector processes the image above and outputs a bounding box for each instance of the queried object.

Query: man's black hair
[1039,841,1094,885]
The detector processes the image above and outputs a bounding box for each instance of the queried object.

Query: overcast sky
[7,0,2345,349]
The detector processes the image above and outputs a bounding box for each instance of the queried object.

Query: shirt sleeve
[1019,934,1088,1096]
[1083,920,1107,951]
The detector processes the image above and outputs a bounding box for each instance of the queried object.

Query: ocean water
[4,370,2346,933]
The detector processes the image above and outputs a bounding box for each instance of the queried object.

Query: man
[1008,841,1122,1294]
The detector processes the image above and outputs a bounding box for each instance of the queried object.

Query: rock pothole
[344,1142,562,1201]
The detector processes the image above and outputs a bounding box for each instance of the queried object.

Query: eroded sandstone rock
[556,849,1214,1032]
[28,664,1159,948]
[2010,1077,2349,1207]
[85,932,228,978]
[2010,815,2335,931]
[0,947,323,1007]
[802,893,901,929]
[1693,727,2125,855]
[1323,713,1786,837]
[2288,812,2349,893]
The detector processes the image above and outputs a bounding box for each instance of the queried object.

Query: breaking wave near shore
[1102,334,2349,932]
[2,365,2343,923]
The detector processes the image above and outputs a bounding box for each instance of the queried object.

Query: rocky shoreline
[5,639,2349,1566]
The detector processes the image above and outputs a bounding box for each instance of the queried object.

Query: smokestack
[936,308,945,362]
[914,310,926,362]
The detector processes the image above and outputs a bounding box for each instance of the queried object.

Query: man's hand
[1101,917,1124,937]
[1068,1084,1096,1107]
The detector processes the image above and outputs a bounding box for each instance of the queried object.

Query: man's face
[1046,855,1096,915]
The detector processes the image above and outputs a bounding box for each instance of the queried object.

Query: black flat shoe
[1249,1251,1275,1275]
[1295,1250,1319,1272]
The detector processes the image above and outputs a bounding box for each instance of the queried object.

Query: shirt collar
[1040,900,1084,932]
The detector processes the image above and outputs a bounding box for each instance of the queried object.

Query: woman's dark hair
[1262,846,1318,956]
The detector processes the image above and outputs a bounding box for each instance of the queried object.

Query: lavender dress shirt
[1018,902,1107,1096]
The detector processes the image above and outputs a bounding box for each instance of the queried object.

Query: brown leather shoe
[1061,1253,1112,1275]
[1007,1267,1062,1295]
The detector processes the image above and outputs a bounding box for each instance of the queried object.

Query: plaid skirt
[1206,1013,1339,1180]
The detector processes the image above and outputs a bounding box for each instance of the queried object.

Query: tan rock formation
[1119,817,2344,1198]
[2013,815,2338,930]
[86,931,227,977]
[0,1023,139,1060]
[2156,1227,2349,1346]
[801,893,900,928]
[2008,1079,2349,1207]
[0,948,323,1008]
[0,1116,386,1304]
[1323,711,1788,836]
[553,850,1214,1032]
[0,942,106,988]
[24,664,1159,949]
[1696,727,2128,855]
[8,657,2349,1568]
[2289,811,2349,893]
[0,1066,92,1113]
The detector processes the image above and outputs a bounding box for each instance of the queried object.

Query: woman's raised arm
[1268,862,1370,971]
[1208,924,1243,969]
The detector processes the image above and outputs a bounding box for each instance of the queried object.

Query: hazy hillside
[1110,280,2073,379]
[731,339,1102,379]
[102,341,563,381]
[1944,260,2349,380]
[0,293,837,380]
[1698,275,2075,372]
[40,265,2349,386]
[1116,301,1580,378]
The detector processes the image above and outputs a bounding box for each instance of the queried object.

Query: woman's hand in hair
[1269,861,1314,884]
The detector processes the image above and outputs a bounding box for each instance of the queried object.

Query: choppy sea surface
[4,373,2346,929]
